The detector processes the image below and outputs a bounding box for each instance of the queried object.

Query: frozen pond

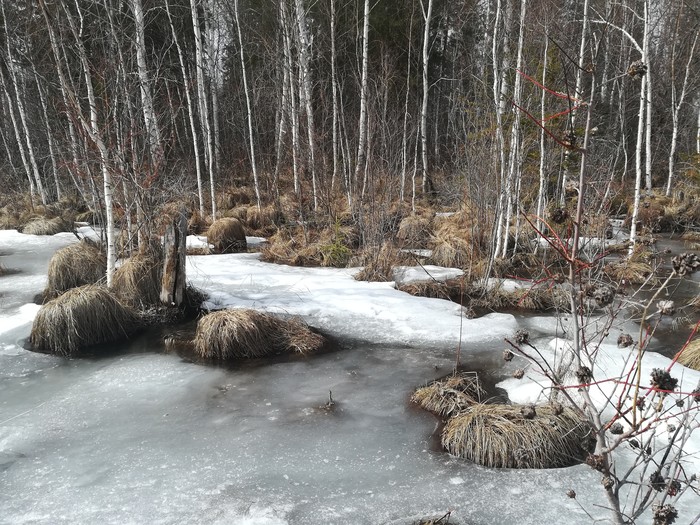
[1,231,698,524]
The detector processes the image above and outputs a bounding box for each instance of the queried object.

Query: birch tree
[420,0,434,197]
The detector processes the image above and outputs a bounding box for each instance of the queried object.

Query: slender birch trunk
[354,0,371,199]
[190,0,217,218]
[535,34,549,237]
[330,0,340,196]
[294,0,318,210]
[665,16,697,196]
[643,0,652,193]
[1,2,47,205]
[165,0,205,216]
[233,0,261,209]
[131,0,162,166]
[420,0,434,196]
[400,1,415,203]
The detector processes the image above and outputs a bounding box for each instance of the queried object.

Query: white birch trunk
[330,0,340,196]
[354,0,371,197]
[294,0,318,210]
[165,0,205,216]
[665,19,697,196]
[234,0,261,209]
[535,34,549,237]
[400,1,415,203]
[190,0,217,218]
[420,0,434,196]
[131,0,162,165]
[643,0,652,193]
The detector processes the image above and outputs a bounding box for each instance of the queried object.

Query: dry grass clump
[44,239,107,299]
[442,403,592,468]
[187,210,211,235]
[604,259,655,285]
[217,187,253,210]
[463,282,569,312]
[21,216,70,235]
[30,285,141,356]
[0,205,21,229]
[412,373,484,418]
[246,205,283,236]
[674,338,700,371]
[194,309,325,360]
[681,230,700,243]
[206,217,247,253]
[397,214,434,249]
[261,227,322,266]
[223,206,249,223]
[398,280,454,300]
[111,244,164,308]
[75,209,98,224]
[428,209,488,269]
[354,243,413,282]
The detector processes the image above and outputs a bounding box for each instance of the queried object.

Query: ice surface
[1,231,699,524]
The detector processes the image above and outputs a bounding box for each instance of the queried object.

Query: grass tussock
[111,245,164,308]
[465,282,569,312]
[44,239,107,299]
[206,217,247,253]
[442,403,592,468]
[604,259,655,285]
[397,214,434,249]
[194,309,325,360]
[21,216,70,235]
[187,210,211,235]
[217,187,253,210]
[75,209,98,224]
[353,243,413,282]
[412,373,485,418]
[245,205,283,236]
[428,208,489,270]
[30,285,141,356]
[675,338,700,371]
[398,279,457,300]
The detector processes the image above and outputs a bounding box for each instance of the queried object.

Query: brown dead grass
[111,244,164,308]
[44,240,107,299]
[194,309,325,360]
[675,338,700,371]
[207,217,247,253]
[412,373,485,418]
[353,243,413,282]
[442,403,592,468]
[397,214,434,249]
[30,285,141,356]
[21,216,70,235]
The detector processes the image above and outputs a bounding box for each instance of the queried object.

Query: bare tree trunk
[33,66,61,201]
[500,0,526,259]
[629,70,646,248]
[354,0,371,199]
[131,0,162,166]
[642,0,652,193]
[233,0,261,209]
[294,0,318,210]
[665,12,697,196]
[166,0,205,216]
[535,33,549,237]
[330,0,340,196]
[420,0,434,195]
[400,1,415,203]
[0,66,36,200]
[1,2,47,205]
[281,2,300,196]
[190,0,217,218]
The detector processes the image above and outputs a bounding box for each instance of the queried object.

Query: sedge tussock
[397,214,434,249]
[206,217,247,253]
[412,373,485,418]
[111,246,164,308]
[44,240,107,299]
[675,338,700,371]
[30,285,141,356]
[441,403,592,468]
[21,216,70,235]
[194,309,325,360]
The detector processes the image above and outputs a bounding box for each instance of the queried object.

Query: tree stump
[160,207,187,306]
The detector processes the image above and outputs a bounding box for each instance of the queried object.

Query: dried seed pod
[666,480,681,497]
[672,252,700,276]
[602,476,614,490]
[650,471,666,491]
[652,504,678,525]
[617,333,634,348]
[627,59,648,78]
[585,453,606,472]
[551,402,563,416]
[609,422,624,435]
[513,368,525,379]
[593,286,615,307]
[657,300,676,316]
[514,329,530,345]
[650,368,678,393]
[576,366,593,384]
[550,207,569,224]
[566,489,576,499]
[520,405,536,419]
[503,349,514,362]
